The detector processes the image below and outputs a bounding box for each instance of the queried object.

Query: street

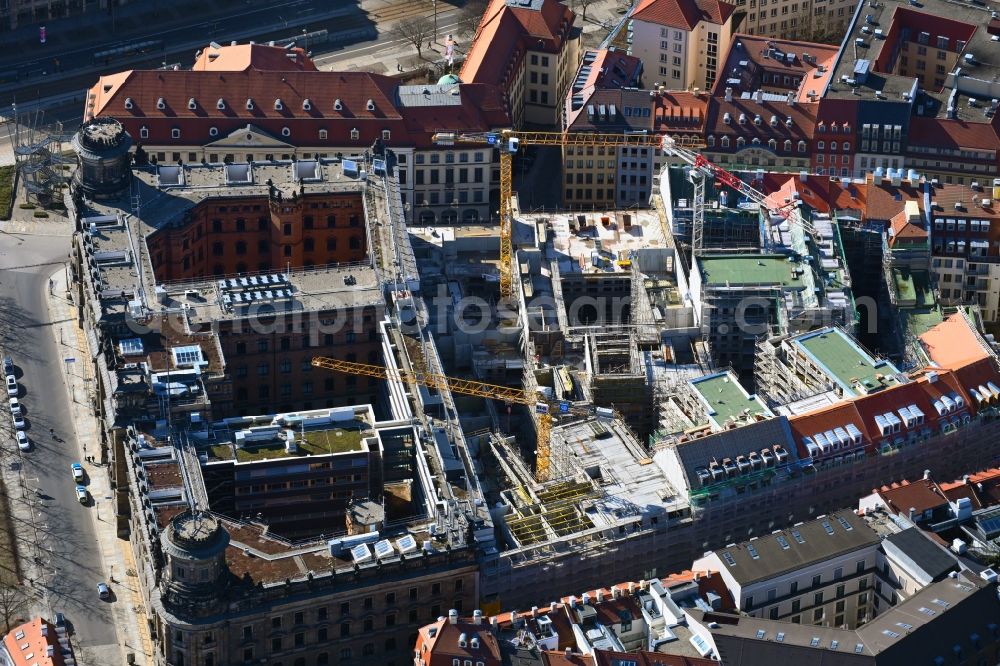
[0,232,118,658]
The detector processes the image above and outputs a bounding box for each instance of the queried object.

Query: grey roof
[882,527,958,587]
[674,416,797,489]
[397,84,465,107]
[693,571,999,665]
[714,510,880,586]
[823,0,1000,120]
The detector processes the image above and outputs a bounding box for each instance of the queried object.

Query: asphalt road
[0,233,117,650]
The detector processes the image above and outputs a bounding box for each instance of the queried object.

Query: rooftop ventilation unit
[964,53,976,66]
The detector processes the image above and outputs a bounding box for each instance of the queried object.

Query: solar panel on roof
[396,535,417,554]
[722,551,737,567]
[119,338,145,356]
[172,345,204,366]
[351,544,372,563]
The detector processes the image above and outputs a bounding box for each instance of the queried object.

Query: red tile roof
[713,34,839,97]
[414,618,503,666]
[632,0,735,29]
[705,98,818,141]
[191,43,316,72]
[86,65,509,149]
[872,478,948,516]
[461,0,575,86]
[907,117,1000,153]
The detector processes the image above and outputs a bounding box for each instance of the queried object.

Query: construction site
[60,110,1000,665]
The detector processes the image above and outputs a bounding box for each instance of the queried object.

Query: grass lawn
[0,165,16,221]
[234,428,365,462]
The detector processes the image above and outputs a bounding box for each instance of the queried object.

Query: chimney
[566,647,573,656]
[613,587,623,599]
[596,590,605,603]
[510,610,518,625]
[628,582,637,594]
[963,474,971,485]
[568,596,578,609]
[923,469,931,481]
[908,507,917,521]
[725,87,733,102]
[448,609,459,625]
[787,91,796,105]
[531,606,540,617]
[473,610,484,625]
[582,593,592,605]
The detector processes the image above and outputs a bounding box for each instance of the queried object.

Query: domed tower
[160,511,231,618]
[437,73,462,86]
[71,117,133,199]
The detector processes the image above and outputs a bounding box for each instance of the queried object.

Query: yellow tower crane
[431,130,706,301]
[312,356,597,482]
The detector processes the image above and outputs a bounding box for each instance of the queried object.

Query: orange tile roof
[461,0,575,86]
[2,618,69,666]
[632,0,735,29]
[788,400,870,458]
[414,618,503,666]
[907,117,1000,152]
[888,209,928,245]
[191,43,316,72]
[918,313,992,369]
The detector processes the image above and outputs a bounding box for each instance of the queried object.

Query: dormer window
[817,141,825,150]
[818,122,826,132]
[281,127,291,137]
[382,129,391,141]
[319,129,328,140]
[209,127,219,137]
[784,140,792,151]
[124,97,134,110]
[768,139,777,150]
[723,112,731,124]
[334,98,343,111]
[737,137,746,148]
[246,98,255,110]
[366,99,375,111]
[188,98,197,110]
[217,98,226,110]
[707,135,715,147]
[754,114,762,125]
[351,128,360,140]
[171,128,180,139]
[770,115,778,127]
[752,137,760,146]
[721,136,730,148]
[798,141,807,152]
[156,97,166,110]
[303,98,312,111]
[274,98,283,111]
[140,126,149,139]
[739,113,747,124]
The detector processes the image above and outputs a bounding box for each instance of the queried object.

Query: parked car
[16,431,28,451]
[2,356,12,376]
[75,486,88,504]
[54,612,65,628]
[71,462,84,482]
[8,397,20,416]
[11,412,24,429]
[5,375,16,397]
[96,582,110,600]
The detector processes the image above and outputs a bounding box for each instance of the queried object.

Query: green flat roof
[698,255,806,287]
[690,372,770,427]
[794,328,900,395]
[229,428,366,462]
[893,268,934,309]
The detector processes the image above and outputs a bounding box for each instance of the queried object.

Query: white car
[15,431,28,451]
[11,413,24,429]
[5,375,16,397]
[8,398,20,416]
[75,486,88,504]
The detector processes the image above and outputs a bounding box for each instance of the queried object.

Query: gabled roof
[191,43,316,72]
[907,117,1000,153]
[873,478,948,516]
[888,209,927,245]
[705,98,818,141]
[632,0,735,30]
[461,0,575,85]
[882,528,958,586]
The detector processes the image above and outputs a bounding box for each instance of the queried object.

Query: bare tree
[572,0,598,22]
[0,582,26,634]
[458,0,489,35]
[393,16,436,60]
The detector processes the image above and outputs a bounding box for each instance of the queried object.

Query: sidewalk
[46,268,153,666]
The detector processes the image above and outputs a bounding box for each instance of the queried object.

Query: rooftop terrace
[697,254,806,288]
[793,327,902,396]
[690,371,772,428]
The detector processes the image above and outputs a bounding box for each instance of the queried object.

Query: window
[340,622,350,637]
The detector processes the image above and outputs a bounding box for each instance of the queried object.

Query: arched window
[736,137,746,148]
[784,140,792,152]
[817,141,825,150]
[721,136,730,148]
[768,139,777,150]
